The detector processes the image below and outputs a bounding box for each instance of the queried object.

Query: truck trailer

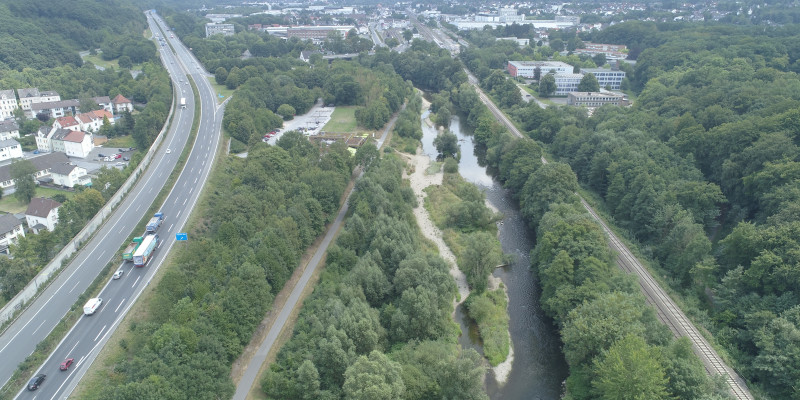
[133,234,159,267]
[122,236,143,261]
[146,212,164,233]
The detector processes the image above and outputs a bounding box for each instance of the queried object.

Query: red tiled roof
[56,116,78,127]
[90,109,112,119]
[112,94,131,104]
[63,130,86,143]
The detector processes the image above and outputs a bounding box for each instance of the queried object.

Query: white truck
[83,298,103,315]
[180,97,186,108]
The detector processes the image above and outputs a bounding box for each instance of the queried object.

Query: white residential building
[92,96,113,114]
[25,197,61,234]
[54,116,81,132]
[0,214,24,254]
[17,88,61,118]
[0,89,19,120]
[0,152,71,189]
[111,94,133,114]
[76,109,113,132]
[50,163,90,188]
[0,120,20,140]
[31,99,80,119]
[0,139,23,161]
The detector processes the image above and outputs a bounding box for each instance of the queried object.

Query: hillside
[0,0,146,70]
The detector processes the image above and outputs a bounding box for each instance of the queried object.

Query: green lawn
[206,78,234,104]
[322,106,360,133]
[104,135,135,148]
[0,187,76,214]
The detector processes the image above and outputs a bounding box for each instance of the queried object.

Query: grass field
[322,106,360,133]
[0,187,76,214]
[103,135,135,149]
[206,77,234,104]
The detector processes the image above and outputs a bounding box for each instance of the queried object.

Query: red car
[114,153,122,159]
[59,358,74,371]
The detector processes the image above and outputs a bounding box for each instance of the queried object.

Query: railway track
[580,199,753,400]
[468,72,754,399]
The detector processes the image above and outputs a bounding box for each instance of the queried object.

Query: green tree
[11,159,36,204]
[118,55,133,69]
[435,106,451,128]
[214,67,228,85]
[277,104,296,120]
[577,73,600,92]
[461,232,502,293]
[539,74,556,97]
[433,130,458,159]
[592,335,669,400]
[342,351,405,400]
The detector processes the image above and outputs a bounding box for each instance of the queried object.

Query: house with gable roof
[0,213,24,254]
[0,120,20,140]
[54,116,81,132]
[0,89,19,120]
[0,139,23,161]
[0,152,70,188]
[50,162,90,188]
[25,197,61,233]
[91,96,113,114]
[111,94,133,114]
[76,109,114,132]
[17,88,61,118]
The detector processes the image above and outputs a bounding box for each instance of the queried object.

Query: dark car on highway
[27,374,45,390]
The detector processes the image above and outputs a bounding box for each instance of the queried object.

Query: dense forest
[457,19,800,399]
[0,0,146,70]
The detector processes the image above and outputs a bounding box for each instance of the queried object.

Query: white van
[83,298,103,315]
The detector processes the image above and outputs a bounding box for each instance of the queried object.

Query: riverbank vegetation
[423,171,508,365]
[262,154,488,399]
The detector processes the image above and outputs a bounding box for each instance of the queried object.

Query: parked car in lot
[123,157,129,161]
[114,153,122,159]
[118,148,125,152]
[98,153,105,158]
[27,374,45,390]
[59,358,74,371]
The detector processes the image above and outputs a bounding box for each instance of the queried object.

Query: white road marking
[132,275,141,288]
[93,325,106,342]
[168,223,174,231]
[31,320,46,335]
[67,341,80,356]
[68,281,80,294]
[114,298,126,313]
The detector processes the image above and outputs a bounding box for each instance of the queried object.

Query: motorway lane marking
[31,320,46,335]
[194,177,198,184]
[168,223,174,232]
[132,275,141,288]
[0,298,51,353]
[136,203,142,212]
[114,298,126,313]
[183,198,188,205]
[68,281,80,294]
[67,341,80,356]
[94,325,107,342]
[99,249,106,259]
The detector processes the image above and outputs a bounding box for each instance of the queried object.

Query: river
[420,112,568,399]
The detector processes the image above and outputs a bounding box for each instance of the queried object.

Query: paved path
[231,106,400,400]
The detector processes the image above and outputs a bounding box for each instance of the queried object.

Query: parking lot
[264,103,335,145]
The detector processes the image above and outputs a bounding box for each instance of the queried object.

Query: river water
[420,112,568,399]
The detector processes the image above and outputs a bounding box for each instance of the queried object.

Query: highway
[412,22,754,400]
[5,11,223,399]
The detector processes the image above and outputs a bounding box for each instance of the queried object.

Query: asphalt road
[6,11,223,399]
